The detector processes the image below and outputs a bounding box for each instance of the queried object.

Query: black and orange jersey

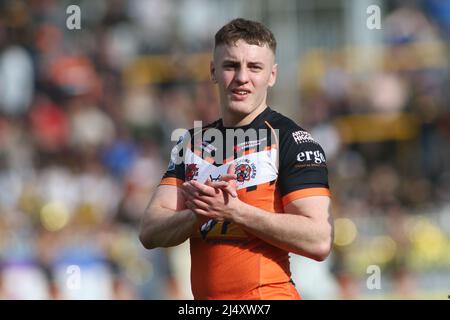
[160,107,330,300]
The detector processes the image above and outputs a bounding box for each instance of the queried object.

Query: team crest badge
[185,163,199,181]
[235,159,257,183]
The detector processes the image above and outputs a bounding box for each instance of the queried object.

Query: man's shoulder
[184,119,222,136]
[265,108,303,130]
[265,108,316,144]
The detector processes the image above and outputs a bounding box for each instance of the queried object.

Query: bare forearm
[233,202,333,260]
[139,207,197,249]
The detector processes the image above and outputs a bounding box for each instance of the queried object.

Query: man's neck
[221,104,268,128]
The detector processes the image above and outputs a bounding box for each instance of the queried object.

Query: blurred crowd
[0,0,449,299]
[0,0,215,299]
[296,1,450,299]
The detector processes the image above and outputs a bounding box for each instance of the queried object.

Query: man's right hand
[180,163,237,224]
[205,163,237,198]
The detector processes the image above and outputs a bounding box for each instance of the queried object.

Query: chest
[184,147,279,191]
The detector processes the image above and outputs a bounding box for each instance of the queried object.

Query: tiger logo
[235,163,254,183]
[185,163,199,181]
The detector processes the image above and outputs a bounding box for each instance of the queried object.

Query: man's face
[211,39,277,118]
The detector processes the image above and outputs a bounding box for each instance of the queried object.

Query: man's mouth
[230,88,251,99]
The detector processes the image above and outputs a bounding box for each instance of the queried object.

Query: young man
[139,18,333,300]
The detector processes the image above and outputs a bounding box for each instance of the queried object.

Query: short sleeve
[278,128,331,206]
[159,134,186,187]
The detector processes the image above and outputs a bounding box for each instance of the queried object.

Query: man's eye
[223,64,237,69]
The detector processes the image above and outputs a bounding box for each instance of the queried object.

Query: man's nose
[234,67,249,84]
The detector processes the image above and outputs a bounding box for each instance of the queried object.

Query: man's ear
[268,63,277,87]
[210,61,217,83]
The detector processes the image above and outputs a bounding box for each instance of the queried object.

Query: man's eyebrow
[248,61,265,66]
[222,59,265,66]
[222,59,240,65]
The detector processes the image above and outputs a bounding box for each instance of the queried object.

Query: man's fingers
[212,183,237,198]
[180,187,193,200]
[222,184,237,198]
[192,208,210,218]
[206,181,237,198]
[183,181,216,197]
[181,182,200,198]
[225,163,238,193]
[192,198,209,211]
[185,200,194,210]
[184,176,237,198]
[193,193,214,205]
[204,177,212,187]
[220,173,237,181]
[220,166,238,198]
[208,181,228,188]
[190,180,216,196]
[186,200,210,218]
[227,163,236,175]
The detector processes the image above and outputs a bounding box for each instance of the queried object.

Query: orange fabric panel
[282,187,331,206]
[256,282,301,300]
[190,238,291,300]
[237,180,283,213]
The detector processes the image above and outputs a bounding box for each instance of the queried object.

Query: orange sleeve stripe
[282,187,331,206]
[159,177,184,187]
[264,121,279,147]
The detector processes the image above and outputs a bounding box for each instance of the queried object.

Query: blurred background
[0,0,449,299]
